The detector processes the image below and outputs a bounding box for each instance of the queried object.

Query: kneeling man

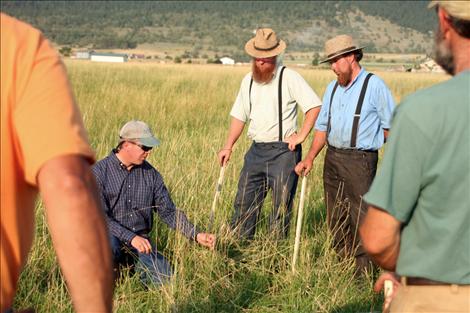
[93,120,215,286]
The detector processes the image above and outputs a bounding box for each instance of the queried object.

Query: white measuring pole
[292,175,307,273]
[383,279,394,313]
[209,165,225,231]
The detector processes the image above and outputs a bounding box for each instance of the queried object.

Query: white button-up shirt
[230,65,322,142]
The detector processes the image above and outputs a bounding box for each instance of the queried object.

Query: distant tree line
[1,1,435,53]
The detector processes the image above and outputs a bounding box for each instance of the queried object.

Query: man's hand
[285,132,303,151]
[130,235,152,254]
[295,158,314,176]
[217,148,232,166]
[196,233,216,250]
[374,272,401,312]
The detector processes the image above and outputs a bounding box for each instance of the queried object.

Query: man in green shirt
[360,1,470,311]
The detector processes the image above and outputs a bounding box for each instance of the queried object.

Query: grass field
[14,62,447,312]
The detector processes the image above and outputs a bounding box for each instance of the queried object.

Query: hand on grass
[196,233,216,250]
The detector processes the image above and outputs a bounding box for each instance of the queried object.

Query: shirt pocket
[131,177,155,210]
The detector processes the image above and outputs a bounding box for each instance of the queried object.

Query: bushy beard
[336,70,352,87]
[433,26,454,75]
[252,61,276,84]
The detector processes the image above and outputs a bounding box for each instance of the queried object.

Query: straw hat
[428,1,470,21]
[245,28,286,58]
[320,34,365,64]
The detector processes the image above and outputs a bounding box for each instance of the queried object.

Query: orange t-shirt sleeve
[12,24,94,185]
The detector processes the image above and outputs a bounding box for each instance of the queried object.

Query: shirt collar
[344,67,365,91]
[109,150,129,170]
[273,61,284,79]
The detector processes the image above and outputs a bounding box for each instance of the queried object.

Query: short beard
[252,61,276,84]
[433,26,454,75]
[336,69,352,87]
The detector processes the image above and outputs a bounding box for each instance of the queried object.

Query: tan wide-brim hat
[320,34,365,64]
[245,28,286,58]
[428,1,470,21]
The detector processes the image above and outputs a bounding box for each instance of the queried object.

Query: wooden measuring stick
[383,279,394,313]
[209,165,225,231]
[292,175,307,273]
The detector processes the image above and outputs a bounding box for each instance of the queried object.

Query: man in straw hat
[218,28,322,239]
[295,34,395,275]
[93,120,215,286]
[360,1,470,311]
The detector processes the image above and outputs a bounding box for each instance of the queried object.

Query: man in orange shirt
[1,14,113,312]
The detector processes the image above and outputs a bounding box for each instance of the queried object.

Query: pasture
[14,62,447,312]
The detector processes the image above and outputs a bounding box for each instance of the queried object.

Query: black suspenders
[327,73,374,148]
[248,66,286,142]
[350,73,373,148]
[277,66,286,142]
[326,82,339,145]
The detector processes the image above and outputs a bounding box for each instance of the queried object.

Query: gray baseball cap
[119,120,160,147]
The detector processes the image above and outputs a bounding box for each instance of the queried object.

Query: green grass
[13,62,447,312]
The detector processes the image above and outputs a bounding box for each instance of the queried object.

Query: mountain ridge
[1,1,436,57]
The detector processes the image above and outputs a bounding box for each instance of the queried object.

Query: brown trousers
[389,278,470,312]
[323,146,378,270]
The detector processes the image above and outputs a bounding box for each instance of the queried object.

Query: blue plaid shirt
[92,151,199,244]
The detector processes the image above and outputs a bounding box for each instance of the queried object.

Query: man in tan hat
[93,120,216,286]
[360,1,470,311]
[295,34,395,274]
[218,28,322,239]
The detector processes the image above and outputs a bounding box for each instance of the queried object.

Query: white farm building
[90,53,128,63]
[220,57,235,65]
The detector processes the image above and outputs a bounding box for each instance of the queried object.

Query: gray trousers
[323,146,378,272]
[231,142,301,240]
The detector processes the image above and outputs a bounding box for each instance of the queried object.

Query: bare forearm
[305,130,327,161]
[223,117,245,149]
[360,206,401,271]
[38,156,113,312]
[369,243,400,271]
[297,107,320,142]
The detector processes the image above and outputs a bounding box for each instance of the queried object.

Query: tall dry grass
[13,62,447,312]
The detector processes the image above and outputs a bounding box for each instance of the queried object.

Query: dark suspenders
[248,66,286,142]
[277,66,286,142]
[350,73,373,148]
[326,82,339,145]
[327,72,374,148]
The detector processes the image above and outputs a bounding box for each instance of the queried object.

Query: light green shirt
[230,65,322,142]
[364,71,470,284]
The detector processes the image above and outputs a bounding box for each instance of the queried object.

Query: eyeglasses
[129,141,152,152]
[254,57,276,64]
[137,144,152,152]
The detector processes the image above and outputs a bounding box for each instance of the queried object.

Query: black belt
[328,145,378,154]
[405,276,455,286]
